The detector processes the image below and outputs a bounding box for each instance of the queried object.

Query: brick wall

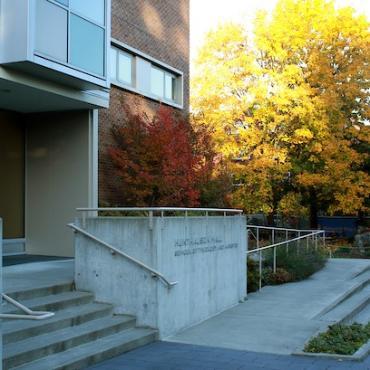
[99,0,190,205]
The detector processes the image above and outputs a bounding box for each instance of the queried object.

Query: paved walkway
[5,259,370,369]
[168,259,370,354]
[88,341,370,370]
[3,260,74,293]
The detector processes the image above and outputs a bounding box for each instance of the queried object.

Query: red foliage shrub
[109,105,212,207]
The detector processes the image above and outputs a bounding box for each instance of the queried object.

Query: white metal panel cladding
[0,0,111,89]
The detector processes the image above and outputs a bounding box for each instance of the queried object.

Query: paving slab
[167,258,370,354]
[3,260,74,293]
[88,341,370,370]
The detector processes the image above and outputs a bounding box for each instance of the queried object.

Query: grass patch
[304,323,370,355]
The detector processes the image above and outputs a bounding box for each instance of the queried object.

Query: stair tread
[11,328,157,370]
[3,302,113,335]
[322,284,370,322]
[2,291,94,314]
[5,282,74,301]
[5,315,136,359]
[351,306,370,324]
[313,272,370,319]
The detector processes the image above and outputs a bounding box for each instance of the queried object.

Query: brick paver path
[89,342,370,370]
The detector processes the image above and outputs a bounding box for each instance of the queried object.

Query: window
[118,52,133,85]
[165,74,176,101]
[70,0,105,25]
[55,0,69,6]
[35,0,106,77]
[70,15,105,76]
[150,67,177,102]
[109,42,183,108]
[35,0,68,62]
[110,46,133,86]
[151,67,164,98]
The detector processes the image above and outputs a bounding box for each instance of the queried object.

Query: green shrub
[247,258,260,293]
[263,267,292,285]
[304,323,370,355]
[247,245,327,293]
[265,245,327,281]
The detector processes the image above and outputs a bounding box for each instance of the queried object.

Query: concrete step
[350,304,370,325]
[351,264,370,280]
[2,291,94,317]
[5,282,74,302]
[10,328,157,370]
[3,302,114,345]
[4,315,137,368]
[320,284,370,324]
[313,271,370,319]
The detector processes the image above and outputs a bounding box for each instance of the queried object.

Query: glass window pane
[118,51,132,85]
[165,74,175,101]
[35,0,68,62]
[70,15,105,76]
[55,0,69,6]
[110,47,117,79]
[151,67,164,97]
[70,0,105,25]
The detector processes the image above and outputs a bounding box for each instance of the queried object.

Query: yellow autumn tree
[192,0,370,226]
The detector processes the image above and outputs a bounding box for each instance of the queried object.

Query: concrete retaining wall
[74,215,247,338]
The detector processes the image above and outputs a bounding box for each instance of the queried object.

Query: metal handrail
[247,224,320,233]
[77,207,243,216]
[68,223,178,289]
[247,231,325,254]
[0,294,55,320]
[246,226,326,291]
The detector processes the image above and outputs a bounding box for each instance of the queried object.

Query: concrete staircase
[316,265,370,325]
[3,282,157,370]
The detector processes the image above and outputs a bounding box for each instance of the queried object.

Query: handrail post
[256,227,260,250]
[285,230,289,253]
[315,233,318,251]
[272,229,276,273]
[259,250,262,291]
[149,211,153,230]
[82,211,86,228]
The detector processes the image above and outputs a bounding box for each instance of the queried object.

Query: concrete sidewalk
[167,259,370,355]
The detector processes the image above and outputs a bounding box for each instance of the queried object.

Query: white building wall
[25,110,96,257]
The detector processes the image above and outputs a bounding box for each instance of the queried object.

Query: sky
[190,0,370,63]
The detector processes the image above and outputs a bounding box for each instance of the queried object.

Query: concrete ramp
[167,258,370,355]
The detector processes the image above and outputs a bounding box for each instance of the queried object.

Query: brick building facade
[99,0,190,205]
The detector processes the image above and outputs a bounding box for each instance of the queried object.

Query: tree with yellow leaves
[192,0,369,226]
